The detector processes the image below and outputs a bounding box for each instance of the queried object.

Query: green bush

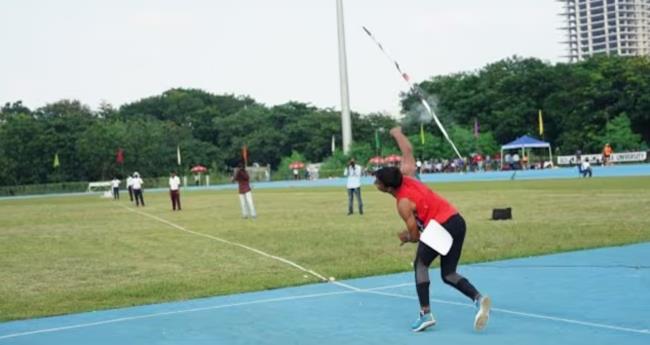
[0,181,89,197]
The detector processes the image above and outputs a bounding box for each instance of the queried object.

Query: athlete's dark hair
[374,167,403,188]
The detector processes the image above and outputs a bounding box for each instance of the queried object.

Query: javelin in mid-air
[362,26,463,160]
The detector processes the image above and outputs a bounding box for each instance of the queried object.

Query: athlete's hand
[398,230,410,246]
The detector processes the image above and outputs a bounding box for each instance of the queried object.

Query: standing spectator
[293,168,299,180]
[435,160,443,173]
[504,153,512,170]
[132,172,145,207]
[602,143,613,166]
[233,162,256,219]
[581,158,593,178]
[512,152,520,170]
[493,152,501,171]
[126,174,134,202]
[343,159,363,215]
[424,160,433,173]
[169,171,182,211]
[111,177,120,200]
[575,150,583,175]
[473,154,484,172]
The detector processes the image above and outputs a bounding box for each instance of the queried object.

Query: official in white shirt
[131,172,145,207]
[169,171,182,211]
[343,159,363,215]
[111,177,121,200]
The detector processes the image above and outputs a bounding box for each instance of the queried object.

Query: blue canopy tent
[500,135,553,169]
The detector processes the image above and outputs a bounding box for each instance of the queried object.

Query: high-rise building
[558,0,650,61]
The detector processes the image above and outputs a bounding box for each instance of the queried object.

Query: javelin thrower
[373,127,491,332]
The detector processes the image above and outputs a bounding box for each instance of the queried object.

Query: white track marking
[491,307,649,335]
[361,288,649,335]
[0,283,426,340]
[120,205,331,282]
[0,290,354,340]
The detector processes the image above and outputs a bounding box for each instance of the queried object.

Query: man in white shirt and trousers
[111,177,120,200]
[131,172,145,207]
[344,159,363,215]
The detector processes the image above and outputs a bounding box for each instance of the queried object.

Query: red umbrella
[368,156,384,165]
[384,154,402,163]
[289,161,304,169]
[191,165,207,173]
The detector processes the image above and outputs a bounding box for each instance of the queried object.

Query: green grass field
[1,176,649,322]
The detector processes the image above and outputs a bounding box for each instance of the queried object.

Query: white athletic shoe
[473,295,491,331]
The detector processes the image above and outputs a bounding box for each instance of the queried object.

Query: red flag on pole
[116,148,124,165]
[242,145,248,166]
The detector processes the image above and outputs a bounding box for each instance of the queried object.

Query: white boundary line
[0,290,355,340]
[120,205,335,283]
[361,289,650,335]
[0,283,407,340]
[2,208,647,340]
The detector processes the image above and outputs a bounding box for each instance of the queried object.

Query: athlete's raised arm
[389,127,416,177]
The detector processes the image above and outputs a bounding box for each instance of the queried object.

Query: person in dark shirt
[232,161,256,219]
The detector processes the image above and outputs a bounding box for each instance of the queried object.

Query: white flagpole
[336,0,352,154]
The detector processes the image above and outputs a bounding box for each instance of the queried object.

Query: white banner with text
[557,151,647,165]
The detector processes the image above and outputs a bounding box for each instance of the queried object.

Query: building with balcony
[558,0,650,61]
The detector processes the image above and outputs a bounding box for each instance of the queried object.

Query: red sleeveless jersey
[395,176,458,227]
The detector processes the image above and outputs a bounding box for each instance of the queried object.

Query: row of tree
[400,55,649,154]
[0,55,647,186]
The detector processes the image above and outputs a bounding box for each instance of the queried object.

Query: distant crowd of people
[366,154,553,175]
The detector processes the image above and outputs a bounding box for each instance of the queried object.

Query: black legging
[414,214,480,308]
[133,189,145,207]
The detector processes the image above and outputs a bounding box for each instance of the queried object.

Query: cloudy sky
[0,0,566,116]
